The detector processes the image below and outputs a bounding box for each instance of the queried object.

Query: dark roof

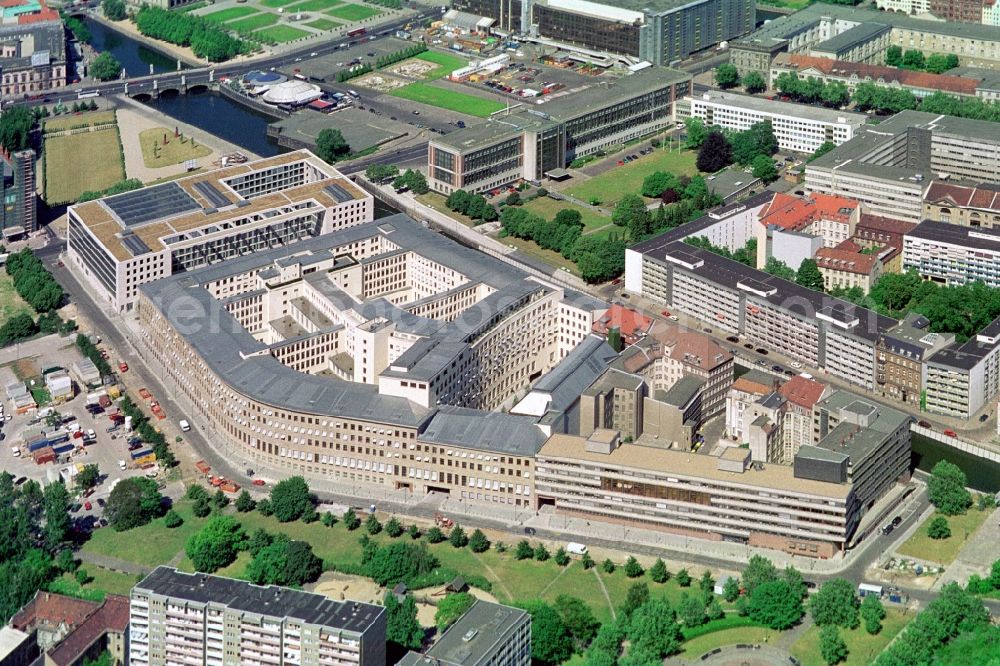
[907,219,1000,251]
[418,406,547,457]
[135,567,383,633]
[424,600,529,666]
[104,182,201,228]
[10,592,99,633]
[47,595,130,666]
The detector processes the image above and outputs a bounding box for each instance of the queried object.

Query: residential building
[853,214,916,273]
[591,304,652,346]
[0,627,37,666]
[725,369,779,442]
[535,407,910,558]
[66,150,374,312]
[929,0,985,23]
[806,111,1000,222]
[808,22,890,63]
[874,0,930,16]
[135,215,606,509]
[924,315,1000,418]
[684,91,867,155]
[903,220,1000,287]
[453,0,754,64]
[0,20,66,98]
[986,0,1000,26]
[770,54,983,99]
[745,391,786,463]
[778,373,827,462]
[10,591,129,666]
[876,313,954,407]
[922,180,1000,228]
[396,600,530,666]
[755,192,861,269]
[427,67,691,194]
[814,241,885,294]
[579,368,647,440]
[642,374,706,448]
[130,567,386,666]
[0,149,37,240]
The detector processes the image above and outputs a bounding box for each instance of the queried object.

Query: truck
[133,453,156,466]
[220,481,240,493]
[209,476,226,487]
[179,419,191,432]
[566,542,588,556]
[195,460,211,475]
[131,448,153,460]
[347,27,366,37]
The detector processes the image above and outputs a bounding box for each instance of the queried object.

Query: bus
[347,27,366,38]
[77,90,100,99]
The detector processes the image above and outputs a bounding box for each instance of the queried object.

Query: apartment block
[427,67,691,194]
[876,313,953,407]
[922,180,1000,228]
[755,192,860,270]
[924,316,1000,419]
[0,149,36,239]
[130,567,386,666]
[814,242,884,294]
[853,214,916,272]
[903,220,1000,287]
[397,600,530,666]
[0,21,66,99]
[67,150,373,311]
[725,369,778,442]
[684,91,866,155]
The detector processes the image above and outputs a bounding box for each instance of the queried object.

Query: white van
[118,460,127,470]
[179,419,191,432]
[566,542,588,556]
[11,446,20,457]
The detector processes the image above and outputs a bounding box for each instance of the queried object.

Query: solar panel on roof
[324,183,353,203]
[193,180,232,208]
[120,233,151,256]
[104,182,200,227]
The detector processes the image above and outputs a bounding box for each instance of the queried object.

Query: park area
[522,195,610,232]
[43,113,125,204]
[139,127,211,168]
[412,50,466,80]
[563,148,698,207]
[897,507,990,565]
[0,272,30,328]
[391,83,506,117]
[256,24,310,42]
[326,3,381,20]
[790,609,910,666]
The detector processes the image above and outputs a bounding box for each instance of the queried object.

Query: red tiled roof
[778,374,826,410]
[924,181,1000,212]
[18,9,60,23]
[668,331,732,371]
[856,214,917,237]
[10,592,100,633]
[836,239,861,253]
[759,192,858,232]
[732,376,774,395]
[592,304,652,341]
[814,247,878,275]
[776,53,981,97]
[47,595,130,666]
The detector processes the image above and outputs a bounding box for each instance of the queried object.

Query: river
[912,432,1000,493]
[83,17,185,77]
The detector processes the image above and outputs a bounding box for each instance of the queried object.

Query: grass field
[260,0,300,7]
[305,17,340,30]
[326,3,380,20]
[392,83,505,117]
[139,127,211,169]
[51,566,141,600]
[0,271,31,328]
[255,25,310,42]
[43,110,117,133]
[680,624,777,660]
[44,128,125,204]
[503,235,580,276]
[83,501,206,567]
[415,50,467,80]
[791,609,910,666]
[227,12,279,31]
[416,192,480,228]
[897,508,990,565]
[758,0,812,8]
[202,6,258,22]
[565,148,698,207]
[522,196,610,231]
[288,0,342,11]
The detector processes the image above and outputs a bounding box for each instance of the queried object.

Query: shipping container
[27,437,50,452]
[133,453,156,466]
[53,443,74,455]
[195,460,211,474]
[221,482,240,493]
[34,448,55,465]
[131,448,153,460]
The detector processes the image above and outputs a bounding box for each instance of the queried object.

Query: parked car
[918,420,931,428]
[943,429,957,437]
[891,516,902,528]
[84,501,92,511]
[756,348,768,355]
[253,479,266,486]
[726,336,739,343]
[772,365,783,372]
[980,413,990,422]
[118,361,128,372]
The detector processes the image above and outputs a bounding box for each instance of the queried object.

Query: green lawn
[260,0,300,7]
[791,609,910,666]
[202,6,258,22]
[416,192,481,228]
[227,12,280,31]
[565,148,698,207]
[757,0,813,8]
[43,110,117,133]
[326,3,380,20]
[82,501,206,568]
[391,83,505,117]
[896,508,990,565]
[502,235,581,276]
[44,127,125,204]
[680,623,777,660]
[522,196,610,231]
[414,50,467,80]
[47,566,141,601]
[287,0,342,11]
[305,17,340,30]
[255,25,311,42]
[0,271,31,328]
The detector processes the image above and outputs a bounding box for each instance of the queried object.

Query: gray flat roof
[135,567,383,633]
[812,22,888,55]
[908,219,1000,252]
[424,600,529,666]
[530,335,618,411]
[692,90,867,124]
[815,391,910,465]
[419,406,547,457]
[656,375,705,407]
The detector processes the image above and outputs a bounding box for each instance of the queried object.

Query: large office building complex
[682,91,866,154]
[805,111,1000,222]
[67,150,373,312]
[427,67,690,194]
[130,566,386,666]
[903,220,1000,287]
[397,600,530,666]
[0,21,67,98]
[924,316,1000,419]
[454,0,754,64]
[0,148,36,239]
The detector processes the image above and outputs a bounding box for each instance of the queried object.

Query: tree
[796,259,825,292]
[627,597,683,659]
[514,540,533,560]
[106,477,164,531]
[697,131,732,173]
[185,515,246,573]
[819,81,850,108]
[809,141,837,163]
[860,595,885,635]
[752,154,778,183]
[75,465,100,492]
[748,580,804,630]
[581,552,595,570]
[469,528,490,553]
[366,513,382,535]
[505,191,521,206]
[43,482,71,549]
[743,71,766,94]
[928,460,972,515]
[731,120,778,166]
[102,0,127,20]
[425,526,445,543]
[269,477,312,522]
[436,592,475,631]
[89,53,122,82]
[554,595,599,650]
[676,569,691,587]
[212,489,229,509]
[246,536,322,586]
[641,171,674,198]
[612,193,652,240]
[186,484,209,502]
[764,257,796,280]
[699,570,715,596]
[624,556,643,578]
[0,106,33,151]
[602,558,615,574]
[343,507,360,530]
[707,597,725,621]
[649,558,669,584]
[518,600,575,666]
[407,524,420,539]
[366,164,399,184]
[385,517,403,538]
[364,541,439,586]
[620,582,649,619]
[723,576,740,602]
[885,45,903,67]
[820,625,848,665]
[901,49,926,71]
[235,490,255,513]
[928,515,952,539]
[449,525,468,548]
[925,53,953,75]
[684,117,707,149]
[315,128,351,163]
[554,208,583,228]
[715,63,740,89]
[679,592,706,627]
[164,509,183,528]
[809,579,860,629]
[247,528,274,556]
[534,543,550,561]
[192,498,211,517]
[385,592,423,650]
